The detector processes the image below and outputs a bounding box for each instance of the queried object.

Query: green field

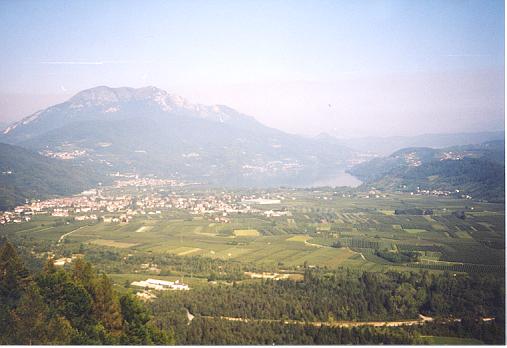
[233,229,260,236]
[1,188,504,278]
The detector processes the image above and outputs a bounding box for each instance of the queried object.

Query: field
[1,186,504,346]
[90,239,138,248]
[1,188,504,280]
[233,229,260,236]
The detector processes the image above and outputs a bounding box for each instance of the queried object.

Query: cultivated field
[1,189,504,276]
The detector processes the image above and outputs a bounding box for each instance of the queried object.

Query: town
[0,172,472,226]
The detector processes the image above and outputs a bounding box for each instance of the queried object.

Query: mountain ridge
[0,86,353,187]
[3,86,261,139]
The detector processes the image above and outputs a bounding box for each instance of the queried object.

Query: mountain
[0,142,107,210]
[337,131,505,156]
[348,140,505,201]
[1,86,353,187]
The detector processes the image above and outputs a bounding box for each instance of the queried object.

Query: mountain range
[1,86,353,187]
[1,85,504,207]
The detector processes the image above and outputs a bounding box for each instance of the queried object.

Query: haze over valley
[0,0,504,346]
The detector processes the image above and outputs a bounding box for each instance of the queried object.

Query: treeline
[375,249,421,263]
[395,208,433,215]
[179,317,504,345]
[178,317,423,345]
[0,240,173,345]
[152,268,504,324]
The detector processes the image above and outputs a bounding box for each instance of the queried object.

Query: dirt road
[57,226,86,245]
[200,313,435,328]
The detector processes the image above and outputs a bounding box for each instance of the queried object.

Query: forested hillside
[349,141,505,201]
[0,240,171,345]
[0,143,107,210]
[150,268,505,345]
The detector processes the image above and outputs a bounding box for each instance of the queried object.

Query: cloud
[40,61,105,65]
[38,60,145,65]
[445,54,491,57]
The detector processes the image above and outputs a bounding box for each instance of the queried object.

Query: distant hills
[337,131,505,156]
[1,86,352,187]
[0,85,504,206]
[349,140,505,201]
[0,143,107,210]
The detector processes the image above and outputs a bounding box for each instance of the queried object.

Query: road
[302,239,365,261]
[57,226,86,245]
[185,308,195,324]
[198,313,436,328]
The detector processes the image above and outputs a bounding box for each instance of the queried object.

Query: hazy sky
[0,0,504,137]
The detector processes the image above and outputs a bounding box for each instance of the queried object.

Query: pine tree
[120,293,174,345]
[0,240,30,307]
[92,273,123,335]
[11,284,50,344]
[0,240,32,343]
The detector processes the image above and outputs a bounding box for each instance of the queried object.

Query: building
[131,278,190,291]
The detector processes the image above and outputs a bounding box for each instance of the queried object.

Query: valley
[0,175,504,343]
[3,182,504,274]
[0,87,504,345]
[0,0,504,344]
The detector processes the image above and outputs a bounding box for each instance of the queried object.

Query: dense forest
[149,268,505,345]
[151,268,504,323]
[153,316,504,345]
[0,239,172,345]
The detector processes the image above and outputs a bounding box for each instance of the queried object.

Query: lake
[306,170,363,188]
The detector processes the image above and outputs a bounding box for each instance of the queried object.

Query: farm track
[304,240,327,248]
[57,226,87,245]
[346,247,367,260]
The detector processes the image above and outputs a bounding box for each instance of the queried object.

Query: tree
[0,240,176,345]
[120,293,174,345]
[11,285,50,344]
[92,274,123,335]
[36,267,93,330]
[0,240,30,307]
[0,240,32,343]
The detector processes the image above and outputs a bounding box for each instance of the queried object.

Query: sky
[0,0,504,137]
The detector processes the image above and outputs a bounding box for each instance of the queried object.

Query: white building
[131,278,190,291]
